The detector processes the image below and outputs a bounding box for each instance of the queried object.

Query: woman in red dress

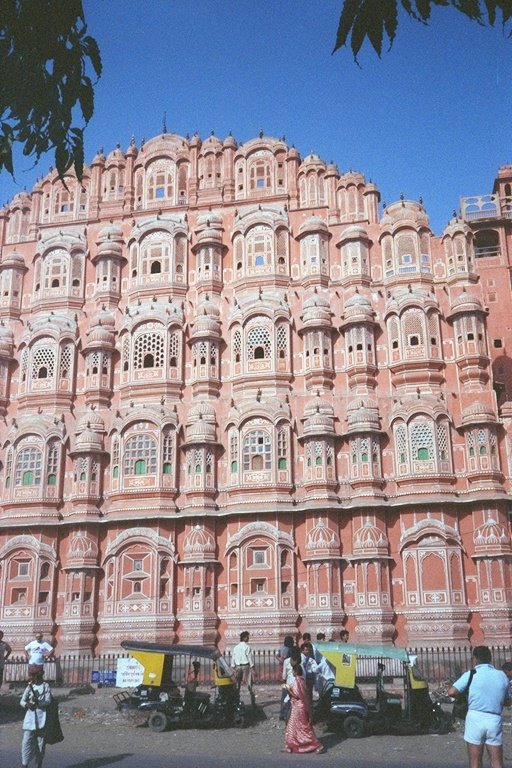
[283,665,325,753]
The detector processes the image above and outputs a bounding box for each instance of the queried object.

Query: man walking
[0,630,12,688]
[231,631,256,707]
[448,645,510,768]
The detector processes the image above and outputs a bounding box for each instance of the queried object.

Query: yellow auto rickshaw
[114,641,245,732]
[314,642,451,738]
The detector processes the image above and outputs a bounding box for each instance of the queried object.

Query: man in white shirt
[25,632,54,674]
[231,631,256,707]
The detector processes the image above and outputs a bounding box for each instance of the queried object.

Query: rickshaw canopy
[314,642,410,688]
[121,641,233,687]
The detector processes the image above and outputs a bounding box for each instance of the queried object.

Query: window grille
[467,430,475,457]
[32,345,55,380]
[403,310,424,345]
[133,330,165,369]
[276,324,288,357]
[15,446,42,486]
[122,335,130,371]
[277,428,288,465]
[396,424,407,464]
[47,441,59,479]
[124,434,157,475]
[20,349,29,382]
[88,351,100,376]
[229,430,238,464]
[233,329,242,364]
[243,430,272,471]
[437,423,449,461]
[247,326,271,359]
[169,331,180,367]
[411,421,434,460]
[60,343,73,378]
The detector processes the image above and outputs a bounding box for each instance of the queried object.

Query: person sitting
[184,661,201,709]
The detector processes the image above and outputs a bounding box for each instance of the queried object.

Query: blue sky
[1,0,511,235]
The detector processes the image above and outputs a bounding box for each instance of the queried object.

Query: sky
[1,0,511,235]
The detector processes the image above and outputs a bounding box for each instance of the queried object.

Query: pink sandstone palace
[0,130,511,654]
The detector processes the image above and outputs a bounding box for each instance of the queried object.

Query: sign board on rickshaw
[116,657,144,688]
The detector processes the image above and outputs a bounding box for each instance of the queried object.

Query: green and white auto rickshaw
[314,642,451,738]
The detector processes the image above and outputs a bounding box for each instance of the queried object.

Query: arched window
[133,328,165,369]
[243,430,272,472]
[124,434,157,475]
[246,227,273,269]
[15,446,42,486]
[146,160,175,203]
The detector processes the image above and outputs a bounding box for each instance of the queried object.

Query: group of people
[0,630,56,768]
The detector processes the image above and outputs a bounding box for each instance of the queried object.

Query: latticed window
[169,331,180,368]
[134,330,165,369]
[326,442,334,467]
[124,434,157,475]
[43,250,68,290]
[20,349,29,383]
[32,345,56,380]
[247,227,273,267]
[249,160,272,191]
[411,421,434,460]
[46,441,59,485]
[395,424,408,464]
[396,232,416,264]
[112,438,120,478]
[15,446,42,486]
[388,317,400,351]
[277,428,288,469]
[276,229,288,265]
[233,329,242,364]
[467,430,475,457]
[140,232,172,277]
[88,351,100,376]
[306,441,313,467]
[205,449,213,474]
[243,430,272,471]
[60,344,73,379]
[229,430,239,472]
[175,236,186,276]
[122,335,130,371]
[247,325,272,360]
[477,429,487,455]
[403,310,424,347]
[437,423,449,461]
[162,431,173,474]
[194,341,208,367]
[5,449,13,487]
[147,160,174,202]
[71,253,83,287]
[77,456,88,481]
[314,441,323,466]
[276,324,288,359]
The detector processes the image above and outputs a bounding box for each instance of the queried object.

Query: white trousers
[22,728,45,767]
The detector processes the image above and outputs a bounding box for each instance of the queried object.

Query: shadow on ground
[66,755,134,768]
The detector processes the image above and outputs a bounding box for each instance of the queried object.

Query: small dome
[301,152,326,169]
[76,409,106,434]
[87,309,116,348]
[337,224,369,244]
[346,400,380,433]
[183,524,216,562]
[1,250,26,269]
[67,532,99,566]
[474,517,510,551]
[196,226,223,245]
[353,521,388,553]
[298,216,328,237]
[74,427,103,452]
[301,291,332,327]
[381,199,429,228]
[106,144,125,164]
[196,211,223,229]
[223,133,238,149]
[449,291,484,314]
[461,401,497,426]
[342,292,375,325]
[338,170,365,187]
[92,148,106,165]
[200,133,222,151]
[188,401,216,421]
[305,519,341,558]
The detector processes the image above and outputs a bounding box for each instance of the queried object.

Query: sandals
[315,746,326,754]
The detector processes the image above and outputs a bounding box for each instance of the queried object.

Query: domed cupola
[300,289,332,329]
[341,291,375,325]
[304,518,341,560]
[302,397,336,438]
[353,520,389,556]
[86,308,116,349]
[474,517,511,556]
[447,289,485,318]
[346,399,381,434]
[66,531,99,568]
[183,524,217,563]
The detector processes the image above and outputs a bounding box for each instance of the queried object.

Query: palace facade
[1,131,512,654]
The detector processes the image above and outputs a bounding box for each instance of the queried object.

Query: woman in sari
[283,664,325,753]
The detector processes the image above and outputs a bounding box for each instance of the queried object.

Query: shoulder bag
[44,688,64,745]
[452,668,476,720]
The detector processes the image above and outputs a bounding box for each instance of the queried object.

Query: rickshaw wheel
[148,711,169,733]
[430,711,451,735]
[343,715,364,739]
[233,712,245,729]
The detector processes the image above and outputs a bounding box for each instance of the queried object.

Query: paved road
[1,687,511,768]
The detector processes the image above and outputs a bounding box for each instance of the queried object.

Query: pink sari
[284,675,323,753]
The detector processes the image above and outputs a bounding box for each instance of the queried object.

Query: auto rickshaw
[114,641,245,731]
[313,642,451,738]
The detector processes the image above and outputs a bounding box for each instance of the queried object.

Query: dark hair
[502,662,512,673]
[289,648,302,663]
[283,635,295,648]
[302,632,311,642]
[300,642,313,653]
[472,645,492,664]
[295,664,303,676]
[316,633,326,641]
[240,631,249,642]
[340,630,349,639]
[192,661,200,670]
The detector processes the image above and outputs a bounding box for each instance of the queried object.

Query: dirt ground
[1,683,511,768]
